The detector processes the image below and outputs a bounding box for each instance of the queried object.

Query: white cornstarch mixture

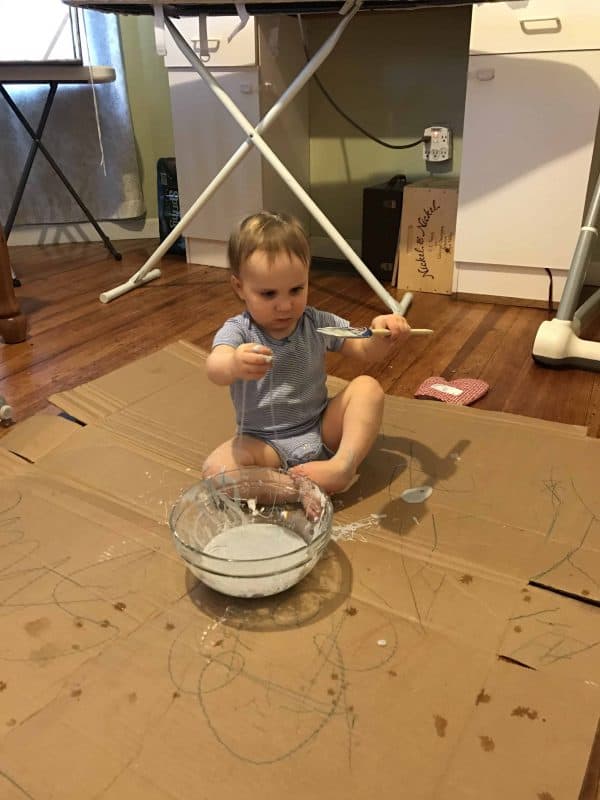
[198,522,314,597]
[203,523,306,561]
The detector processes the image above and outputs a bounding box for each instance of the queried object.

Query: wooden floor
[2,238,600,437]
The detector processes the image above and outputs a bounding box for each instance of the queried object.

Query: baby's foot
[290,457,357,496]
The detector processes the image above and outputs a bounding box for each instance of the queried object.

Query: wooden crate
[393,178,458,294]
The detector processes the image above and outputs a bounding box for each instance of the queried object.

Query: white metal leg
[533,168,600,371]
[102,2,409,316]
[100,5,359,303]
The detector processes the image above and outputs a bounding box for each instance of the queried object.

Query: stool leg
[1,82,121,262]
[1,82,57,237]
[0,223,27,344]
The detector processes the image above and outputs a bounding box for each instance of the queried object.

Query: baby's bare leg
[202,438,323,520]
[289,375,384,494]
[202,434,282,478]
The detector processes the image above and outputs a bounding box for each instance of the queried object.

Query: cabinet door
[168,69,262,242]
[470,0,600,55]
[454,50,600,271]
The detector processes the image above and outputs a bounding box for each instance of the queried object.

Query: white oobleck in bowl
[169,467,333,598]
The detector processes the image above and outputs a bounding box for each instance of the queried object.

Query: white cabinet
[454,0,600,303]
[166,15,309,268]
[470,0,600,55]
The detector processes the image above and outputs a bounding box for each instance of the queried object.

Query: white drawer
[470,0,600,55]
[164,15,256,68]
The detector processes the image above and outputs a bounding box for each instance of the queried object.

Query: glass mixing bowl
[169,467,334,598]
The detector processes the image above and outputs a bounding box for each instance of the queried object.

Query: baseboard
[454,262,569,307]
[185,238,228,269]
[183,236,366,271]
[310,235,362,261]
[456,292,558,310]
[8,217,159,246]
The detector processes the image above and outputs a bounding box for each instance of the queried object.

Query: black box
[361,174,407,282]
[157,157,185,256]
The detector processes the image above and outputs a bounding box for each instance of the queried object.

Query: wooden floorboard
[1,238,599,438]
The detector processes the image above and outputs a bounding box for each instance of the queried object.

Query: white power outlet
[423,126,452,163]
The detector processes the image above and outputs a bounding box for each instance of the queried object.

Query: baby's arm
[341,314,411,364]
[206,343,273,385]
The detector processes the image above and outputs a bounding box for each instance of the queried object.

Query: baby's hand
[371,314,411,340]
[233,343,273,381]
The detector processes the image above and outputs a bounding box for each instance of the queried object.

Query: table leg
[0,223,27,344]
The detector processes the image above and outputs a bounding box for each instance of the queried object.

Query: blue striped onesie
[212,306,350,468]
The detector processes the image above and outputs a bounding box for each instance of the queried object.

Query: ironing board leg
[100,4,361,303]
[166,14,403,315]
[101,3,409,316]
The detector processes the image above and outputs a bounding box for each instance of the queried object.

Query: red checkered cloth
[414,376,489,406]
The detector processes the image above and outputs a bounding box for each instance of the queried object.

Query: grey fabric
[0,10,144,225]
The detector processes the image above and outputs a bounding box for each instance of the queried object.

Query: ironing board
[64,0,500,311]
[0,63,121,263]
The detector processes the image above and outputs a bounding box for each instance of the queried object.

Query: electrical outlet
[423,126,452,163]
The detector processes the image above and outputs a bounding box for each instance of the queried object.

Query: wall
[91,8,600,278]
[118,14,175,220]
[306,6,471,244]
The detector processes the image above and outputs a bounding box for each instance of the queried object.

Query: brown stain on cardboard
[113,602,126,612]
[331,672,339,680]
[128,692,137,703]
[71,688,82,698]
[6,718,16,727]
[480,735,495,752]
[459,574,473,584]
[25,617,50,636]
[537,793,555,800]
[165,622,175,630]
[523,595,532,603]
[213,639,224,647]
[100,619,110,628]
[74,619,84,628]
[345,606,358,616]
[0,681,6,692]
[388,670,398,677]
[327,688,335,696]
[475,689,491,705]
[30,642,60,660]
[434,715,447,737]
[172,691,180,699]
[514,625,522,633]
[512,706,538,720]
[71,644,80,651]
[582,589,590,596]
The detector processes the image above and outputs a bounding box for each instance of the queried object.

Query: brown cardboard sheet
[0,340,598,799]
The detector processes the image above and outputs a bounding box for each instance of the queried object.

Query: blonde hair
[227,211,310,276]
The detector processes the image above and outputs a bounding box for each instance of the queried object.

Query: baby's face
[232,249,309,339]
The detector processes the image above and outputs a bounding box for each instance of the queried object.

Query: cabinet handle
[475,68,495,82]
[519,17,562,35]
[191,37,221,57]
